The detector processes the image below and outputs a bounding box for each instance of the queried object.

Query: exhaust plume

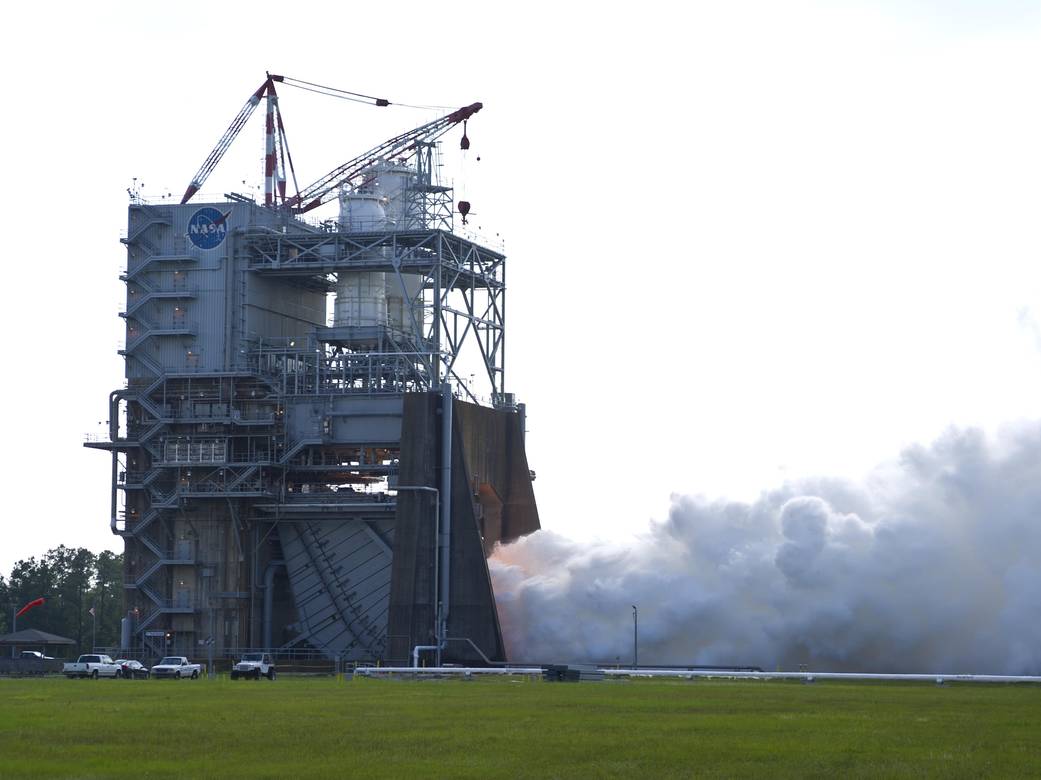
[490,424,1041,673]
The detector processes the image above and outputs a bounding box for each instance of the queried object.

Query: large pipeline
[357,666,1041,684]
[438,382,453,663]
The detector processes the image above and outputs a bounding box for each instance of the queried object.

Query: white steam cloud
[491,425,1041,673]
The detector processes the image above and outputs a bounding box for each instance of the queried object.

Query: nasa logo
[186,207,231,250]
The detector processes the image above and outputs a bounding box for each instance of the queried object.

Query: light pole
[206,604,215,680]
[632,605,638,670]
[394,485,440,664]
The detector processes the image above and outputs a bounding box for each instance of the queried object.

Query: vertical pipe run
[110,451,119,534]
[438,382,453,665]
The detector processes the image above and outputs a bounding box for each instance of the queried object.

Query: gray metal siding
[285,396,404,444]
[279,518,395,660]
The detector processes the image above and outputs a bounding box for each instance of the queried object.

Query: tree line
[1,546,123,655]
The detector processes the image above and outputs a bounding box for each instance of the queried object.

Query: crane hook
[458,200,471,225]
[460,120,470,150]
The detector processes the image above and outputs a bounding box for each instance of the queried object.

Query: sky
[0,1,1039,575]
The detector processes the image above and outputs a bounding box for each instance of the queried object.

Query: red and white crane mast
[180,74,288,205]
[179,74,479,216]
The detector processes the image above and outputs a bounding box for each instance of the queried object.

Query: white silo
[363,160,424,342]
[333,191,388,328]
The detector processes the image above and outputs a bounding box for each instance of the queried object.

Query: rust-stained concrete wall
[386,393,540,665]
[386,393,440,663]
[454,401,540,551]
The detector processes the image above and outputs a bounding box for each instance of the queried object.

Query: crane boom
[180,77,283,204]
[285,102,482,214]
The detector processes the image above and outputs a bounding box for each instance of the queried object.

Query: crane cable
[275,105,301,204]
[278,75,454,112]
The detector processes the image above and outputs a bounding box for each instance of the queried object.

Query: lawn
[0,675,1038,778]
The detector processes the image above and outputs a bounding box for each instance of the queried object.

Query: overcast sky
[0,1,1038,574]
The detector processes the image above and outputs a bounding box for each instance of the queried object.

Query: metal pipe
[109,452,120,534]
[108,388,131,535]
[358,666,1041,684]
[360,665,543,677]
[109,390,127,442]
[601,669,1041,684]
[444,636,505,666]
[412,645,439,668]
[438,383,453,665]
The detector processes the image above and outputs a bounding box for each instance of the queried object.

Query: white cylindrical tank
[334,272,387,328]
[366,160,415,227]
[334,191,388,328]
[338,190,388,232]
[361,160,424,340]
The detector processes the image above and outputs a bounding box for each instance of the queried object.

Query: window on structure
[165,438,189,463]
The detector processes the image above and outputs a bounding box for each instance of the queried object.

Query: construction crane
[180,74,288,206]
[283,102,481,214]
[179,74,480,216]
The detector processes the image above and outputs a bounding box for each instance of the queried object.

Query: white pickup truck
[150,656,202,679]
[63,654,122,679]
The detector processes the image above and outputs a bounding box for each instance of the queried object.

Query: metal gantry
[240,227,507,403]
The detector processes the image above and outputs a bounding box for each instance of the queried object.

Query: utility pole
[632,605,638,670]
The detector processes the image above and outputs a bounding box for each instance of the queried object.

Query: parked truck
[150,656,202,679]
[63,654,121,679]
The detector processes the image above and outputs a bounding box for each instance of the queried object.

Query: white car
[150,656,202,679]
[231,653,276,680]
[20,650,55,661]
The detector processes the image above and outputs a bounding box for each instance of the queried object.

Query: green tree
[88,551,124,649]
[7,556,55,635]
[0,573,8,634]
[48,546,96,650]
[6,546,124,654]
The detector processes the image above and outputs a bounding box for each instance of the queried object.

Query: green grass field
[1,675,1038,778]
